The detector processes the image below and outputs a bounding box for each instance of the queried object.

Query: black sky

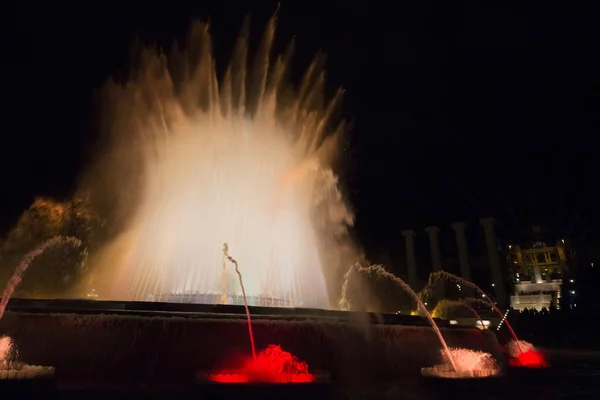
[2,1,600,258]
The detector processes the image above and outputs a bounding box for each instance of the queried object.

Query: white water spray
[89,15,354,308]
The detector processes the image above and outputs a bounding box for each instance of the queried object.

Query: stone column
[425,226,442,272]
[451,222,472,281]
[401,230,418,290]
[480,217,507,306]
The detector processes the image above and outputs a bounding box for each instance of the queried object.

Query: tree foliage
[15,237,88,298]
[0,192,104,298]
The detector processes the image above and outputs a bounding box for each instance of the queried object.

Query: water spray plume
[0,336,14,370]
[506,340,548,368]
[90,15,354,307]
[350,264,457,372]
[223,243,256,361]
[426,271,522,354]
[0,236,84,321]
[441,348,500,377]
[209,344,316,383]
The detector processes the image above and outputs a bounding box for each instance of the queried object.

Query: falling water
[223,243,256,360]
[89,14,354,307]
[0,236,83,321]
[426,271,522,353]
[352,264,457,372]
[338,263,355,311]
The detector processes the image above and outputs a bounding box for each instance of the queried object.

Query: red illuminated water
[208,344,316,383]
[509,350,548,368]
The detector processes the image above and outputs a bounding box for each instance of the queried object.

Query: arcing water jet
[0,236,84,321]
[88,14,354,308]
[425,271,522,354]
[347,264,457,372]
[223,243,256,360]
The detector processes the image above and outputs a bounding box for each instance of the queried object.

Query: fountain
[222,243,256,360]
[350,264,458,372]
[0,15,503,389]
[202,245,325,386]
[87,11,354,309]
[205,344,322,384]
[0,336,55,381]
[424,271,551,371]
[0,238,78,385]
[425,271,523,353]
[346,264,507,379]
[506,340,548,369]
[421,348,501,379]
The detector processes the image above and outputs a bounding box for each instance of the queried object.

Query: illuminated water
[425,271,522,352]
[89,16,354,308]
[0,236,83,321]
[222,243,256,360]
[342,264,458,372]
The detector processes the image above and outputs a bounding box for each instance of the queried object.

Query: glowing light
[0,336,12,370]
[449,320,458,325]
[209,345,316,383]
[421,348,501,379]
[506,340,549,369]
[91,18,354,308]
[476,320,490,326]
[497,309,510,331]
[509,350,548,369]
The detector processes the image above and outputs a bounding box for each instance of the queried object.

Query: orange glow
[89,17,355,307]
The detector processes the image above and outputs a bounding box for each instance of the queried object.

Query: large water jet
[88,15,354,309]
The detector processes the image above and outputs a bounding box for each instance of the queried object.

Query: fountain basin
[420,365,506,398]
[195,371,330,399]
[197,370,330,384]
[0,299,502,385]
[421,365,502,380]
[0,364,56,393]
[0,364,55,379]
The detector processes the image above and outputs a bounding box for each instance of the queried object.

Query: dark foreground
[4,351,600,400]
[2,300,599,398]
[4,349,600,399]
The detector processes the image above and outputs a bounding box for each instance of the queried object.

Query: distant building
[506,225,573,311]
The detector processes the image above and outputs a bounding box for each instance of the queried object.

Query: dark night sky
[2,1,600,260]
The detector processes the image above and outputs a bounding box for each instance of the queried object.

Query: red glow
[509,350,548,368]
[209,345,316,384]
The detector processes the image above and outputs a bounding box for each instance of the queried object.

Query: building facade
[507,225,573,311]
